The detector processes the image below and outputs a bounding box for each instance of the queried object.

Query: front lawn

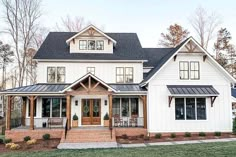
[1,141,236,157]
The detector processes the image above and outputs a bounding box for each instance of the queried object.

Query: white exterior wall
[37,62,143,83]
[148,53,232,133]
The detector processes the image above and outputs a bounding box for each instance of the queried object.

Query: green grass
[2,141,236,157]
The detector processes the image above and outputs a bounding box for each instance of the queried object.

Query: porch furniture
[129,115,138,127]
[114,114,123,127]
[48,118,63,129]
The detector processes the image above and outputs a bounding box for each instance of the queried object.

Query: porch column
[66,95,71,130]
[21,97,27,126]
[30,96,35,130]
[108,94,112,128]
[6,96,12,130]
[142,95,147,129]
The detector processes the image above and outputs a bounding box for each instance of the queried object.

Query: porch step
[60,128,116,143]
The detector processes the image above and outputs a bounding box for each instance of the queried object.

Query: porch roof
[167,85,219,96]
[109,84,147,93]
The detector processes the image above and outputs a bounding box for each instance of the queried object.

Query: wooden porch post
[21,97,26,126]
[30,96,35,130]
[108,94,112,128]
[66,95,71,130]
[6,96,12,130]
[142,95,147,129]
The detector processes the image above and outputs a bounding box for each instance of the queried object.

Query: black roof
[167,85,219,95]
[34,32,146,60]
[109,84,146,92]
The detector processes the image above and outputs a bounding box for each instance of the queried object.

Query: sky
[1,0,236,51]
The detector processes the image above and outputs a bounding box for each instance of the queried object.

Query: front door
[81,99,101,125]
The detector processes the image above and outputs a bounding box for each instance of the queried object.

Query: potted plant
[72,113,78,128]
[103,113,109,127]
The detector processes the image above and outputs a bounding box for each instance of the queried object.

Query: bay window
[42,98,66,118]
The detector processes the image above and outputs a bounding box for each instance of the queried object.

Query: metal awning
[109,84,147,94]
[167,85,219,96]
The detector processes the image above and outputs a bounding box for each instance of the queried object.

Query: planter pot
[72,120,78,128]
[104,120,109,127]
[42,122,47,128]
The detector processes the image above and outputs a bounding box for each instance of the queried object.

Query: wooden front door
[81,99,101,125]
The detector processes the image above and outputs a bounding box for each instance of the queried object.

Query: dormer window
[88,40,96,50]
[96,40,104,50]
[79,40,87,50]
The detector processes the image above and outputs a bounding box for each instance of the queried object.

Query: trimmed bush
[155,133,162,139]
[4,138,12,144]
[199,132,206,137]
[72,114,78,120]
[24,136,31,142]
[0,139,3,144]
[103,113,109,120]
[121,134,128,139]
[10,143,20,150]
[26,139,37,145]
[233,117,236,134]
[214,132,221,136]
[5,143,14,148]
[42,134,50,140]
[170,133,176,138]
[184,132,191,137]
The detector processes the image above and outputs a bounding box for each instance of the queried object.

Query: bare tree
[55,15,84,32]
[32,27,49,49]
[2,0,42,87]
[190,6,221,49]
[25,48,37,84]
[159,23,189,47]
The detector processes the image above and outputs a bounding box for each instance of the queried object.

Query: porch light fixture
[75,100,78,106]
[104,100,107,106]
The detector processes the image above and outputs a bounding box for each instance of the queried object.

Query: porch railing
[112,117,144,127]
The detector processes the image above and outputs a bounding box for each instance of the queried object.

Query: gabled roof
[66,25,116,44]
[141,37,236,86]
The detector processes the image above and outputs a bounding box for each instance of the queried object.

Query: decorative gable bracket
[210,96,217,107]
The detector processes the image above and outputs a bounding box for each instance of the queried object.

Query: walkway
[57,138,236,149]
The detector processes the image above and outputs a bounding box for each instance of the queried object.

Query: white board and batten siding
[148,53,232,133]
[37,62,143,84]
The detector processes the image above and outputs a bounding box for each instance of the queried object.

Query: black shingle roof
[34,32,146,60]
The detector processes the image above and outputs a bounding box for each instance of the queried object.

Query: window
[112,98,120,116]
[96,40,104,50]
[121,98,129,117]
[28,99,37,117]
[79,40,87,50]
[47,67,65,83]
[125,67,133,83]
[112,98,139,117]
[131,98,139,116]
[42,98,66,118]
[179,61,189,80]
[88,40,95,50]
[190,61,200,80]
[87,67,95,75]
[116,67,124,83]
[175,98,206,120]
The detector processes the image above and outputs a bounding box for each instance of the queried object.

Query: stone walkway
[57,138,236,149]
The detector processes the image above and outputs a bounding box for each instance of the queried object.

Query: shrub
[155,133,162,139]
[43,134,50,140]
[10,143,20,150]
[24,136,31,142]
[121,134,128,139]
[26,139,37,145]
[184,132,191,137]
[170,133,176,138]
[0,139,3,144]
[72,114,78,120]
[214,132,221,136]
[144,136,150,141]
[4,138,12,144]
[103,113,109,120]
[5,143,14,148]
[233,117,236,134]
[199,132,206,137]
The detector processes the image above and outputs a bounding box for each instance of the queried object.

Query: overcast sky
[1,0,236,52]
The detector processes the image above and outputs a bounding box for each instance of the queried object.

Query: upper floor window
[87,67,95,75]
[116,67,134,83]
[179,61,200,80]
[79,40,87,50]
[96,40,104,50]
[88,40,96,50]
[47,67,65,83]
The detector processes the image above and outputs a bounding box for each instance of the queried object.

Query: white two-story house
[1,25,235,142]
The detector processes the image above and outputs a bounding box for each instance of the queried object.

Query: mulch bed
[0,138,60,153]
[116,133,236,144]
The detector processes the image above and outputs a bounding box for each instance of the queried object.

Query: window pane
[47,67,56,83]
[93,99,100,117]
[175,98,185,120]
[186,98,196,120]
[121,98,129,117]
[179,62,189,80]
[28,99,37,117]
[197,98,206,120]
[96,40,104,50]
[82,99,90,117]
[57,67,65,83]
[42,98,51,117]
[116,68,124,83]
[52,98,60,117]
[61,98,66,117]
[79,40,87,50]
[125,68,133,83]
[190,62,200,80]
[131,98,138,116]
[112,98,120,116]
[88,40,95,50]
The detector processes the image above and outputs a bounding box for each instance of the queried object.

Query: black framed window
[47,67,65,83]
[52,98,60,117]
[96,40,104,50]
[179,61,189,80]
[112,98,120,116]
[87,67,95,75]
[131,98,139,116]
[79,40,87,50]
[116,67,124,83]
[28,99,37,117]
[47,67,56,83]
[197,98,206,120]
[42,98,66,118]
[175,98,185,120]
[121,98,129,117]
[42,98,51,117]
[125,67,133,83]
[186,98,196,120]
[190,61,200,80]
[57,67,65,83]
[88,40,95,50]
[61,98,66,117]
